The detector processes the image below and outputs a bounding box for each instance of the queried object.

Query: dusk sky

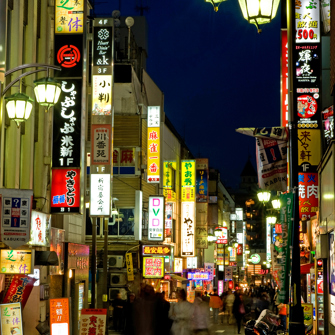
[94,0,282,189]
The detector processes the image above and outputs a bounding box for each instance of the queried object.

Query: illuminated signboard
[165,202,173,239]
[204,263,214,280]
[181,202,195,256]
[92,75,112,116]
[90,174,111,216]
[298,172,318,219]
[216,227,228,244]
[196,158,208,203]
[142,245,171,256]
[163,161,176,189]
[50,298,70,335]
[218,280,224,296]
[181,160,196,201]
[0,302,23,335]
[93,25,113,67]
[174,258,183,273]
[236,244,243,256]
[143,257,164,278]
[125,253,134,281]
[91,124,111,165]
[0,188,33,249]
[55,0,84,34]
[52,79,82,168]
[148,196,164,241]
[51,168,81,213]
[187,272,209,280]
[281,30,288,127]
[79,309,107,335]
[266,220,271,262]
[250,254,261,264]
[0,250,34,275]
[28,211,51,247]
[196,225,208,249]
[187,257,197,269]
[147,106,161,183]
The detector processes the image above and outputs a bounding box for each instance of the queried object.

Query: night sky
[94,0,282,189]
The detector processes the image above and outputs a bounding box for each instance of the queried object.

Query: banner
[79,309,107,335]
[278,193,293,303]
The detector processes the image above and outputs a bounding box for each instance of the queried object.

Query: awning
[300,263,314,274]
[170,274,188,284]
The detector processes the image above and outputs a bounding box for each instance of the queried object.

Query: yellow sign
[55,0,84,34]
[181,160,196,201]
[143,257,164,278]
[125,253,134,281]
[163,161,176,189]
[163,189,176,202]
[0,302,23,335]
[147,127,160,182]
[92,75,112,116]
[298,129,321,167]
[0,250,33,275]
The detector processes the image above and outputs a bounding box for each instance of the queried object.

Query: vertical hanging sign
[147,106,161,183]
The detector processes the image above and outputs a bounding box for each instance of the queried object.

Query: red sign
[317,259,322,267]
[298,172,318,219]
[237,244,243,256]
[57,44,81,68]
[229,262,237,266]
[2,275,36,308]
[281,29,288,127]
[275,223,282,233]
[317,280,323,294]
[297,95,318,118]
[259,269,270,275]
[51,168,81,213]
[50,298,70,335]
[228,280,234,289]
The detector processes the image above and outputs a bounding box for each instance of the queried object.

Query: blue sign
[196,170,208,203]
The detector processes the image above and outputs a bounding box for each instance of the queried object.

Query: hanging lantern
[237,0,280,33]
[205,0,226,12]
[266,215,277,224]
[34,77,61,110]
[257,190,271,203]
[5,92,34,127]
[271,198,281,209]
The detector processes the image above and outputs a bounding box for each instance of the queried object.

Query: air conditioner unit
[108,255,123,268]
[110,272,127,286]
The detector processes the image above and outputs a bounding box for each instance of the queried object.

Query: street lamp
[266,215,277,224]
[237,0,280,33]
[257,190,271,203]
[271,198,281,209]
[205,0,226,12]
[34,77,61,109]
[5,93,34,126]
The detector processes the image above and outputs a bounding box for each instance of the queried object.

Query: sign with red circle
[57,44,81,68]
[297,95,318,119]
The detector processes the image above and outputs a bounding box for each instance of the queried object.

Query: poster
[50,298,70,335]
[0,250,33,275]
[143,257,164,279]
[79,309,107,335]
[0,302,23,335]
[28,211,51,247]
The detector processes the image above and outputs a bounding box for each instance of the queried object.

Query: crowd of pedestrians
[109,283,283,335]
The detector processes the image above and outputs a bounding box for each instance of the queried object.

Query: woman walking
[233,292,245,334]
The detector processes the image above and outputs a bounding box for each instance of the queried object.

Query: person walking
[225,289,235,324]
[192,292,210,335]
[155,291,171,335]
[209,288,223,324]
[124,293,136,335]
[233,292,245,334]
[112,292,125,332]
[169,289,194,335]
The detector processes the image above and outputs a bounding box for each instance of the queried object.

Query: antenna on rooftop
[135,0,149,15]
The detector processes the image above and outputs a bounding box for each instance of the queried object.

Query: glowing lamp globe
[34,77,61,110]
[205,0,226,12]
[257,190,271,203]
[237,0,280,33]
[5,92,34,126]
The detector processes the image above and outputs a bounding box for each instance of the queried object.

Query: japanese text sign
[187,272,209,280]
[196,159,208,203]
[165,202,173,230]
[55,0,84,34]
[147,106,161,183]
[298,172,318,219]
[125,253,134,281]
[186,257,197,269]
[181,160,196,201]
[216,227,228,244]
[0,250,33,275]
[181,202,195,257]
[142,245,171,256]
[174,258,183,273]
[237,244,243,256]
[50,298,70,335]
[148,196,164,241]
[163,161,176,189]
[91,124,111,165]
[79,309,107,335]
[298,129,321,168]
[0,302,23,335]
[196,226,208,249]
[28,211,51,247]
[52,79,82,168]
[281,30,288,127]
[2,275,37,308]
[204,263,214,280]
[143,257,164,278]
[0,188,33,248]
[93,25,113,68]
[90,174,111,216]
[92,75,112,116]
[51,168,81,213]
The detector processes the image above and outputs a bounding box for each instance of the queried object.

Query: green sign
[250,254,261,264]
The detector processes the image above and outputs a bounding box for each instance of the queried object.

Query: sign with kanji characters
[51,168,81,213]
[163,161,176,190]
[0,189,33,248]
[113,147,137,175]
[174,258,183,273]
[163,189,176,202]
[195,226,208,249]
[28,211,51,247]
[196,159,208,203]
[298,129,321,169]
[237,244,243,256]
[322,105,334,146]
[181,202,195,257]
[148,196,164,241]
[2,275,37,308]
[52,79,82,168]
[0,250,34,275]
[90,174,111,216]
[187,272,209,280]
[55,0,84,34]
[204,263,214,280]
[142,245,171,256]
[50,298,70,335]
[181,160,196,201]
[147,106,161,183]
[0,302,23,335]
[125,253,134,281]
[216,227,228,244]
[187,257,197,269]
[79,309,107,335]
[92,75,112,116]
[91,124,111,165]
[143,257,164,278]
[281,30,288,127]
[298,172,318,219]
[321,0,330,33]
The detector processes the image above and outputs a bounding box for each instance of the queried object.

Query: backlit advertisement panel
[55,0,84,34]
[181,160,196,201]
[90,174,110,216]
[281,30,288,127]
[92,75,112,116]
[51,168,81,213]
[28,211,51,247]
[91,124,111,165]
[0,302,23,335]
[298,172,318,219]
[50,298,70,335]
[143,257,164,278]
[148,196,164,241]
[181,202,195,256]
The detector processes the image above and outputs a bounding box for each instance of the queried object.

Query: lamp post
[205,0,227,12]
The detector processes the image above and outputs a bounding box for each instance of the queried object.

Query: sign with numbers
[0,189,33,249]
[0,302,23,335]
[50,298,70,335]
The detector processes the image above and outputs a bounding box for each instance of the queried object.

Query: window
[108,208,135,236]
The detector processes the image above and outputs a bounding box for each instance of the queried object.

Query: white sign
[204,262,214,280]
[29,211,51,246]
[148,106,160,127]
[181,202,195,256]
[236,208,243,221]
[0,189,33,248]
[187,257,197,269]
[148,196,164,241]
[218,280,224,296]
[90,174,111,216]
[174,258,183,273]
[165,203,173,228]
[266,220,271,262]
